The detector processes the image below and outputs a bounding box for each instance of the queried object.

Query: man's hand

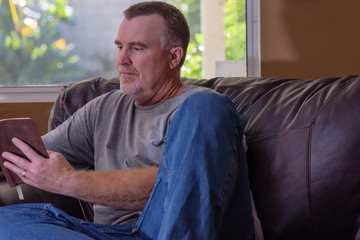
[2,137,77,194]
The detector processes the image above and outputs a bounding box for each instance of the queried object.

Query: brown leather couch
[1,75,360,239]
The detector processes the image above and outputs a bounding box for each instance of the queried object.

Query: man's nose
[117,49,132,66]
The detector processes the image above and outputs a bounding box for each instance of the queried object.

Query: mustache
[118,66,138,74]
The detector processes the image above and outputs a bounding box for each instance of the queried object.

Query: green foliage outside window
[169,0,246,79]
[225,0,246,61]
[0,0,84,86]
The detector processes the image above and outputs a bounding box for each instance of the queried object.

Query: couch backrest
[49,75,360,240]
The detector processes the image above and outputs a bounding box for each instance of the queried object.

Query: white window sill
[0,86,63,103]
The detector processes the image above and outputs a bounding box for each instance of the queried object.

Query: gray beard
[120,81,143,96]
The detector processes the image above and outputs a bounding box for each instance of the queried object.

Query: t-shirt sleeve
[42,101,97,171]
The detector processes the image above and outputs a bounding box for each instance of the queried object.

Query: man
[0,2,254,239]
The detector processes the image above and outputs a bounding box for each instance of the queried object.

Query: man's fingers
[3,159,26,177]
[2,151,30,170]
[11,137,44,161]
[1,137,44,176]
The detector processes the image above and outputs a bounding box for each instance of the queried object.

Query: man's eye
[133,46,143,51]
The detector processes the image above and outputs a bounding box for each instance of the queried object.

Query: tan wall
[260,0,360,79]
[0,102,54,136]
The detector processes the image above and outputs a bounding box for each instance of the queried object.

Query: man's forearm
[62,167,158,210]
[2,138,158,210]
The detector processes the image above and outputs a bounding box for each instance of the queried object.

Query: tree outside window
[0,0,84,86]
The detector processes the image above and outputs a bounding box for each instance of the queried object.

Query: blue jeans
[0,91,254,239]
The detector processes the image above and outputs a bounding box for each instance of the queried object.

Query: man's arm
[66,167,158,210]
[2,138,157,210]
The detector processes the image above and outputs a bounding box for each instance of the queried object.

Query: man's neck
[157,80,186,102]
[134,77,186,106]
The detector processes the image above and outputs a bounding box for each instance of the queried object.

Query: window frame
[246,0,261,77]
[0,86,63,102]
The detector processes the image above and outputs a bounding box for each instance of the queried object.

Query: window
[0,0,260,101]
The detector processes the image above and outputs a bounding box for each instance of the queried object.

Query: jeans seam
[213,123,241,211]
[133,176,162,232]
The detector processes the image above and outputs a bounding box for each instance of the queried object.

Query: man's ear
[169,46,184,69]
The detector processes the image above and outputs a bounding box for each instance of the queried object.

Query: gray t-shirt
[42,85,210,224]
